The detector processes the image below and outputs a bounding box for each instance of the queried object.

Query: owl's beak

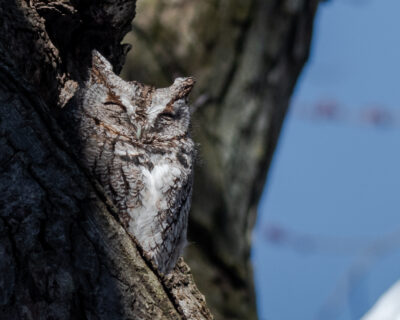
[136,124,142,140]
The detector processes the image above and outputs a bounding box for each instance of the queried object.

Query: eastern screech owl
[63,51,195,274]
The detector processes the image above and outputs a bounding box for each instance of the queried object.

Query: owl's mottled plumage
[64,51,195,273]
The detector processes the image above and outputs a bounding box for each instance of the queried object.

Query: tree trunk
[0,1,211,319]
[122,0,320,319]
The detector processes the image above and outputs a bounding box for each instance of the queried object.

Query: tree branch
[121,0,321,318]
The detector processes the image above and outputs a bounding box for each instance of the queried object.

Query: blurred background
[253,0,400,319]
[122,0,400,319]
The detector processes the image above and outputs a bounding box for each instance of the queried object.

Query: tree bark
[0,1,211,319]
[121,0,320,319]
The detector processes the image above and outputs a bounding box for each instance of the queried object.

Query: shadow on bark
[0,1,211,319]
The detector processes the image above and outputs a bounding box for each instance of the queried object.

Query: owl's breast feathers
[127,157,193,273]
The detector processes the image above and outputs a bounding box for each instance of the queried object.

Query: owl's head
[143,76,194,142]
[84,51,194,146]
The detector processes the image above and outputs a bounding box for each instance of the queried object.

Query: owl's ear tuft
[92,50,113,71]
[170,77,195,100]
[89,50,114,85]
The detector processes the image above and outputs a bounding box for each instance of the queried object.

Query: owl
[62,51,195,274]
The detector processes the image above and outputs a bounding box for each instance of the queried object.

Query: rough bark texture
[121,0,320,318]
[0,1,212,319]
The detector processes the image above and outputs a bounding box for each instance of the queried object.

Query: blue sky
[252,1,400,319]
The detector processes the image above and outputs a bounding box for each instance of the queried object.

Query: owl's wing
[153,174,193,273]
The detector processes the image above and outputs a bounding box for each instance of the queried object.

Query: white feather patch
[128,163,177,253]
